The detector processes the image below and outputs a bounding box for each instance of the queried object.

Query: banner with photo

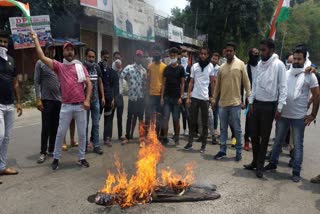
[113,0,155,42]
[9,15,52,50]
[80,0,112,13]
[168,24,184,44]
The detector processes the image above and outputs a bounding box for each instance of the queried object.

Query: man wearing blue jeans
[32,32,92,170]
[161,48,185,146]
[213,42,251,161]
[83,48,105,154]
[0,30,23,184]
[264,47,320,182]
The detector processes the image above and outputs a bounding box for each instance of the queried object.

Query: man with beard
[32,32,92,170]
[0,30,22,184]
[213,42,251,161]
[264,47,320,182]
[243,48,260,151]
[244,39,287,178]
[83,48,104,155]
[183,47,215,153]
[146,46,166,137]
[34,41,62,163]
[161,47,185,146]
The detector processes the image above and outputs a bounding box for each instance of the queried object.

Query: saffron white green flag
[268,0,290,39]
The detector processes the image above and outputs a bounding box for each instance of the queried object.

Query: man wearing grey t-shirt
[34,42,61,164]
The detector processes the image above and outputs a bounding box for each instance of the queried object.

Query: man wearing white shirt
[245,39,287,178]
[184,47,215,153]
[264,47,320,182]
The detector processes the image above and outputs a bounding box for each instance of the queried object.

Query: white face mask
[0,47,8,61]
[181,57,188,66]
[163,57,171,65]
[286,63,292,70]
[170,58,178,65]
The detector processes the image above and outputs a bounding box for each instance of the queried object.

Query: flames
[99,123,195,208]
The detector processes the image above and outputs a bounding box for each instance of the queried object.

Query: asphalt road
[1,102,320,214]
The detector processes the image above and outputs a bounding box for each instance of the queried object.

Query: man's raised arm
[31,31,53,70]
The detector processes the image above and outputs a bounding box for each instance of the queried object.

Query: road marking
[14,122,40,129]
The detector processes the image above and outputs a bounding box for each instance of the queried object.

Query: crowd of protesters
[1,29,320,185]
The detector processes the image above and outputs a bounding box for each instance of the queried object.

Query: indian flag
[0,0,31,22]
[268,0,290,40]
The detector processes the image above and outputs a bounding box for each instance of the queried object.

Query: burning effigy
[90,123,220,208]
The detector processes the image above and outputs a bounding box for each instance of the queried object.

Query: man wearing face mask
[34,41,62,164]
[83,48,105,155]
[181,50,191,136]
[245,39,287,178]
[121,50,147,147]
[146,46,166,137]
[32,31,92,170]
[264,47,320,182]
[243,48,260,151]
[99,50,118,147]
[0,30,22,183]
[161,47,185,146]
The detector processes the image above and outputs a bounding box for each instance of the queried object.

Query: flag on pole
[0,0,31,24]
[268,0,290,40]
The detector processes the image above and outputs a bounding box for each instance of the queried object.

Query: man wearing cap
[34,41,62,164]
[121,49,147,147]
[0,30,23,184]
[32,31,92,170]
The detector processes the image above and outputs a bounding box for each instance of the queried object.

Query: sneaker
[264,163,277,171]
[174,135,180,146]
[93,147,103,155]
[211,135,218,145]
[292,174,301,183]
[184,143,193,151]
[256,170,264,178]
[214,151,226,160]
[78,159,90,168]
[70,141,78,147]
[162,137,169,146]
[311,175,320,183]
[37,154,46,164]
[62,143,68,151]
[244,142,250,151]
[235,153,242,162]
[121,137,128,145]
[104,138,112,147]
[200,145,206,153]
[243,163,257,171]
[231,138,236,147]
[52,159,59,170]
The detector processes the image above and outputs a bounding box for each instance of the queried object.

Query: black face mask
[153,55,161,62]
[292,63,304,68]
[249,55,260,66]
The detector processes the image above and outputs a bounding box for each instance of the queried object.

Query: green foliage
[278,1,320,63]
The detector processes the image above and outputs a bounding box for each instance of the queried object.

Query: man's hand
[160,97,164,106]
[111,99,115,109]
[241,102,246,110]
[101,97,106,108]
[186,98,191,108]
[304,114,315,126]
[36,99,43,112]
[83,100,90,110]
[178,98,182,106]
[275,111,282,121]
[16,103,22,117]
[248,104,254,117]
[31,31,37,40]
[305,66,316,74]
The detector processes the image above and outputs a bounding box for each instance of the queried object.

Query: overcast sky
[146,0,189,16]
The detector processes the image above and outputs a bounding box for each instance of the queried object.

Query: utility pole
[194,7,199,38]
